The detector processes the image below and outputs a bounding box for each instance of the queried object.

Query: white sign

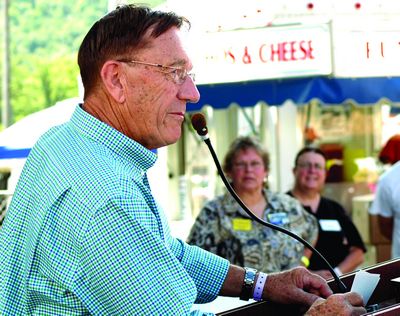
[192,24,332,84]
[333,19,400,77]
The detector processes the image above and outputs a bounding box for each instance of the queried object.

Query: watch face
[244,268,257,283]
[240,267,258,301]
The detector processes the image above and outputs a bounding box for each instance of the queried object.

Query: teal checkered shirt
[0,105,229,315]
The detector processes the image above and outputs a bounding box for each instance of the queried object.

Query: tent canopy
[188,76,400,111]
[0,98,79,160]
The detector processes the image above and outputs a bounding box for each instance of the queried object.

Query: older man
[0,5,365,315]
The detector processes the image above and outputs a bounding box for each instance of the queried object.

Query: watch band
[239,267,257,301]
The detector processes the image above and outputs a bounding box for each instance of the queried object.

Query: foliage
[0,0,107,126]
[1,0,165,127]
[10,54,79,121]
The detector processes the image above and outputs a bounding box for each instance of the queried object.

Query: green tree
[5,0,108,125]
[2,0,165,128]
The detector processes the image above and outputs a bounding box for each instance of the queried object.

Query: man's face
[293,152,327,192]
[117,27,200,149]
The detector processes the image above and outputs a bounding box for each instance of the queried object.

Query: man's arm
[220,266,332,306]
[310,246,365,280]
[336,246,365,274]
[218,265,244,297]
[378,214,394,240]
[220,266,365,315]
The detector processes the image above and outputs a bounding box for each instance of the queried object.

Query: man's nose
[178,76,200,104]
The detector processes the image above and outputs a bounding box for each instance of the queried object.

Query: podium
[217,258,400,315]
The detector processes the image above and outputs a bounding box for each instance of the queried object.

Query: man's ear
[100,61,126,103]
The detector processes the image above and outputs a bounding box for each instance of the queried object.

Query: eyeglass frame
[296,161,326,171]
[233,160,265,170]
[116,59,195,85]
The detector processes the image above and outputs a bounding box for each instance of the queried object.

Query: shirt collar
[70,104,157,172]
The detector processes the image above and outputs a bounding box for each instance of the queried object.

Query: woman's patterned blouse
[187,189,318,273]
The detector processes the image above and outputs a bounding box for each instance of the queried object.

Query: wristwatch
[239,267,257,301]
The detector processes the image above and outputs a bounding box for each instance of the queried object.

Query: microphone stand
[201,136,347,293]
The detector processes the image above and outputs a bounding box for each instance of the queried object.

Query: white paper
[350,270,380,304]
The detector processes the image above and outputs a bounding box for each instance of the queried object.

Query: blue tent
[188,76,400,111]
[0,147,30,159]
[0,98,79,160]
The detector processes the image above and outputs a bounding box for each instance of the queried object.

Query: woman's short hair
[223,136,270,173]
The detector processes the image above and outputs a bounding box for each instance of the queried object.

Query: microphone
[191,113,209,138]
[190,112,347,293]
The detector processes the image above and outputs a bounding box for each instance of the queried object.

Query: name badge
[232,218,252,231]
[319,219,342,232]
[268,212,289,226]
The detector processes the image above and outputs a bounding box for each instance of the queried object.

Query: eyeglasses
[233,161,264,170]
[296,162,325,171]
[117,59,195,85]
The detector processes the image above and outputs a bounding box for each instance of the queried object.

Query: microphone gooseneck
[190,113,347,294]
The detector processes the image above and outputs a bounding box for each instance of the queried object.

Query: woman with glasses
[187,136,318,273]
[288,147,366,280]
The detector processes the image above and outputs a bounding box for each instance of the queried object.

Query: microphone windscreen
[191,113,208,136]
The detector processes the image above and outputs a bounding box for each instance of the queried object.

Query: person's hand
[304,292,366,315]
[312,269,334,280]
[263,267,333,307]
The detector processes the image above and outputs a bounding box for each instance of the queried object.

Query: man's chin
[164,131,182,146]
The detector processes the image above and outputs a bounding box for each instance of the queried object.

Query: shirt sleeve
[370,177,394,218]
[186,202,220,253]
[302,206,318,245]
[178,241,230,304]
[335,202,367,252]
[287,196,319,245]
[78,199,228,314]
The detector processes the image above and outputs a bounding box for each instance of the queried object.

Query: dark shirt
[287,192,366,271]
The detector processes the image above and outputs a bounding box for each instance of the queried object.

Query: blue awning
[188,76,400,111]
[0,147,31,159]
